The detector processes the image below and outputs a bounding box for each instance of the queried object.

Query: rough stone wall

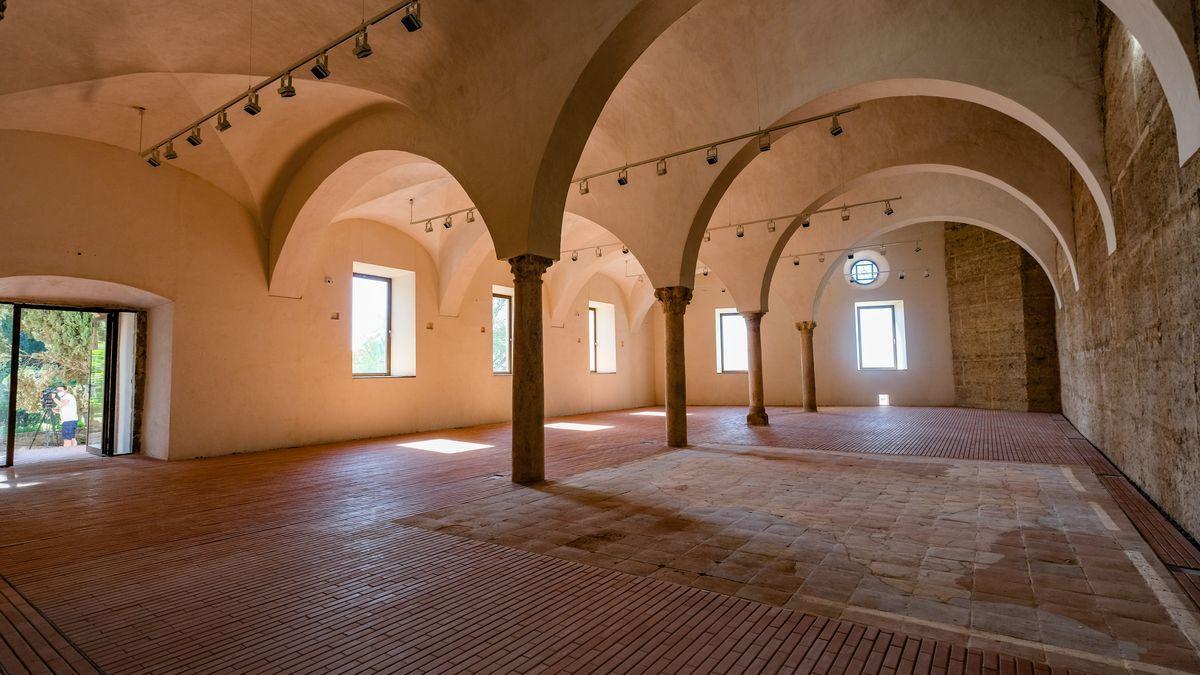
[945,223,1061,412]
[1055,9,1200,539]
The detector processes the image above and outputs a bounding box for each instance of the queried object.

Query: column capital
[740,311,765,324]
[509,254,554,283]
[654,286,693,315]
[795,320,817,334]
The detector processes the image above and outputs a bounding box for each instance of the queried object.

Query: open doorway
[2,303,139,466]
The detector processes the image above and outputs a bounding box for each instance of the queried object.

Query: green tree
[14,309,93,412]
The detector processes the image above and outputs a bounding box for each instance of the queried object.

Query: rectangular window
[492,292,512,374]
[715,309,748,373]
[588,306,598,372]
[588,301,617,373]
[352,262,416,377]
[855,301,907,370]
[352,273,391,376]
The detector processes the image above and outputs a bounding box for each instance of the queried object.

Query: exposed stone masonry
[944,224,1061,412]
[1055,8,1200,539]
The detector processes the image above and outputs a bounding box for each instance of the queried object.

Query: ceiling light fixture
[830,114,844,137]
[841,207,850,222]
[443,215,452,229]
[424,220,433,233]
[622,245,629,254]
[847,252,854,260]
[311,52,331,79]
[801,216,811,228]
[185,126,202,147]
[818,253,825,263]
[400,0,423,31]
[243,91,262,115]
[216,110,231,131]
[736,225,745,238]
[617,168,629,186]
[163,141,178,160]
[146,149,161,167]
[570,105,858,190]
[767,219,776,233]
[571,251,578,262]
[354,28,373,58]
[924,269,931,278]
[793,257,800,266]
[139,1,425,164]
[915,243,922,253]
[656,159,668,176]
[898,272,906,280]
[709,195,903,238]
[880,245,887,255]
[579,179,589,195]
[704,230,711,242]
[466,209,476,223]
[278,73,296,98]
[595,247,602,257]
[884,200,894,216]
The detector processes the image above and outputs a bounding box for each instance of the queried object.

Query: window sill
[352,374,416,380]
[591,371,618,375]
[493,372,512,377]
[717,370,748,374]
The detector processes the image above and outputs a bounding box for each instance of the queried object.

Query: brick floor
[0,406,1196,673]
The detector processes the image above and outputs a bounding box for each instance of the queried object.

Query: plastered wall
[654,222,955,408]
[1055,11,1200,539]
[0,132,655,460]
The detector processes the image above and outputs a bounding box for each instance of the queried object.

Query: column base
[746,408,770,426]
[803,405,818,413]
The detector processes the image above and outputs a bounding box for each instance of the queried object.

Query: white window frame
[715,308,748,374]
[491,285,514,375]
[588,300,617,374]
[352,261,416,377]
[854,300,908,371]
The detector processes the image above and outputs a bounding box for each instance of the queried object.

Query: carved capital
[795,320,817,334]
[740,311,765,327]
[654,286,693,315]
[509,254,554,283]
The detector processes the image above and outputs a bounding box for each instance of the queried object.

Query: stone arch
[752,168,1074,316]
[807,218,1060,322]
[266,104,486,299]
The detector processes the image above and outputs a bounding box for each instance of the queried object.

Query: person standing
[53,386,79,447]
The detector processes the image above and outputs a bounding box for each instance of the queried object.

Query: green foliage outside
[352,333,388,375]
[0,308,100,438]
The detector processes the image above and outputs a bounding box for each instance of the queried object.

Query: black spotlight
[884,200,894,216]
[216,110,232,131]
[801,217,810,229]
[829,114,844,137]
[702,268,709,277]
[847,253,854,260]
[311,53,331,79]
[354,29,373,58]
[706,146,719,164]
[793,258,800,267]
[243,91,262,115]
[571,251,578,262]
[163,141,178,160]
[278,73,296,98]
[443,216,452,229]
[146,149,162,167]
[898,272,906,280]
[617,168,628,186]
[622,246,629,254]
[185,126,202,147]
[400,1,422,32]
[735,225,745,238]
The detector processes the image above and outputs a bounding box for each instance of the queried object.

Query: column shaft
[742,312,768,426]
[797,321,817,412]
[655,287,692,447]
[510,254,553,483]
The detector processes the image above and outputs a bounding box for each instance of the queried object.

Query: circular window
[849,259,879,285]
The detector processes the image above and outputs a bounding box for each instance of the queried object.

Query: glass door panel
[85,312,107,450]
[2,304,13,466]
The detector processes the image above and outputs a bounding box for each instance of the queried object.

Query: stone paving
[401,442,1200,672]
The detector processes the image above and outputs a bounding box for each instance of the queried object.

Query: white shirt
[57,393,78,422]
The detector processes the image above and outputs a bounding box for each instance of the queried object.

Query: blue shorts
[61,420,78,440]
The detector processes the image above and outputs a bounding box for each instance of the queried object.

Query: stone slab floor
[1,406,1198,674]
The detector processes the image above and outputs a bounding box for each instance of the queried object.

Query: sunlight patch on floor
[397,439,493,454]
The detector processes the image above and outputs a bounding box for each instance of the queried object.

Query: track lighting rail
[573,105,860,190]
[705,196,902,235]
[141,0,419,159]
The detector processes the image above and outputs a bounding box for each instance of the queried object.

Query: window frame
[492,292,513,375]
[351,272,393,377]
[716,309,748,374]
[588,305,598,373]
[849,259,880,285]
[855,303,899,371]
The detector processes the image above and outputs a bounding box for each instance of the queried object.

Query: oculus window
[715,309,748,373]
[855,300,908,370]
[849,259,880,285]
[588,301,617,373]
[492,286,513,374]
[352,262,416,377]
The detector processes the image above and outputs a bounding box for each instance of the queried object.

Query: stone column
[655,287,692,447]
[741,312,769,426]
[796,321,818,412]
[509,254,554,483]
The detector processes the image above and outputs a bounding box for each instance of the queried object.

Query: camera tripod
[26,408,59,449]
